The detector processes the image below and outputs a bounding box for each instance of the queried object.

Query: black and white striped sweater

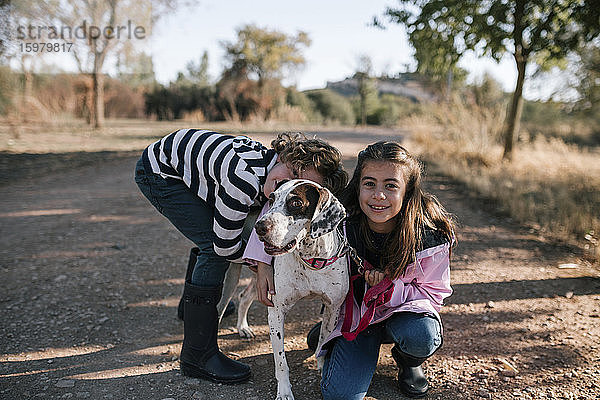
[142,129,277,261]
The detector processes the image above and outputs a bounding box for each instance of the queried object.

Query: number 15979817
[20,42,73,53]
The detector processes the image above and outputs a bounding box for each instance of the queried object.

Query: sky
[11,0,564,100]
[147,0,523,94]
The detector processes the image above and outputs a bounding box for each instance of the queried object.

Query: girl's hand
[256,262,275,307]
[364,269,386,287]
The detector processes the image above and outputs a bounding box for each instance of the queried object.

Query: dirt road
[1,130,599,400]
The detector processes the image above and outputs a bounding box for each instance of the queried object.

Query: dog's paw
[276,393,294,400]
[237,325,255,339]
[276,382,294,400]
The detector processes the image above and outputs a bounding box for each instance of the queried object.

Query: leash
[338,225,395,341]
[340,257,395,340]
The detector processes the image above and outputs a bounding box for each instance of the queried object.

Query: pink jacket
[243,206,453,357]
[319,241,452,357]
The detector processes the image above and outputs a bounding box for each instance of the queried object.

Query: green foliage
[144,83,217,121]
[304,89,355,124]
[521,100,600,147]
[367,94,420,126]
[574,41,600,116]
[379,0,600,159]
[185,50,210,86]
[350,86,379,123]
[217,25,310,121]
[116,51,156,88]
[469,73,507,110]
[521,101,564,125]
[382,0,598,67]
[222,24,310,83]
[285,87,321,122]
[353,55,378,125]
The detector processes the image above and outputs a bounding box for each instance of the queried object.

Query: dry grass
[0,118,314,153]
[2,115,597,260]
[404,101,599,260]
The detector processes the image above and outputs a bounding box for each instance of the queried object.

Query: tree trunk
[358,74,367,126]
[502,56,527,160]
[89,32,105,129]
[91,71,104,129]
[21,69,33,124]
[360,94,367,126]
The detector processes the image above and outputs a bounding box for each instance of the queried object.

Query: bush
[406,100,599,259]
[521,101,600,147]
[104,78,146,118]
[285,87,321,122]
[145,83,218,121]
[304,89,355,125]
[366,94,421,126]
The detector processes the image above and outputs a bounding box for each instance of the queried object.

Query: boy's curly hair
[271,132,348,196]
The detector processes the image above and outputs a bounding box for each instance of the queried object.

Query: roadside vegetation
[1,18,598,260]
[403,94,599,260]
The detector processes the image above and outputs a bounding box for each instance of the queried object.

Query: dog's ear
[309,187,346,239]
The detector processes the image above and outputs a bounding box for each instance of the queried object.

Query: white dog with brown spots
[253,179,349,400]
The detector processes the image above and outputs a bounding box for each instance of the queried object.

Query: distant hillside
[326,73,436,103]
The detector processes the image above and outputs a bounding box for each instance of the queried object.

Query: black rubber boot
[391,345,429,398]
[178,248,236,320]
[177,247,199,320]
[179,282,251,383]
[307,321,321,352]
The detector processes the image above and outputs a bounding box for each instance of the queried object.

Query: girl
[311,141,455,399]
[134,129,346,384]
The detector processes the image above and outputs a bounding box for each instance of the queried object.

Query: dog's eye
[288,198,304,209]
[268,194,275,206]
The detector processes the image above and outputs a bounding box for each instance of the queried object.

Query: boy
[134,129,346,383]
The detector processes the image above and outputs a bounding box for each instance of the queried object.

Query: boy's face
[263,163,324,197]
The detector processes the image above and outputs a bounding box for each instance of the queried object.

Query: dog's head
[254,180,346,256]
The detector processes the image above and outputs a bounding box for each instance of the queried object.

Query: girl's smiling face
[359,160,407,233]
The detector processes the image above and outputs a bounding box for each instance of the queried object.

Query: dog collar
[300,226,349,271]
[300,256,341,271]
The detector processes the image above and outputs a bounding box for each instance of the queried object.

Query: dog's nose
[255,219,272,237]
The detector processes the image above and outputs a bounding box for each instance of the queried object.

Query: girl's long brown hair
[341,141,455,280]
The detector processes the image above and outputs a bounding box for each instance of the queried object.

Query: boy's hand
[256,262,275,307]
[364,269,386,287]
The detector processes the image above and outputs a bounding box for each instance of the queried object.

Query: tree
[222,24,310,86]
[378,0,600,159]
[354,55,377,126]
[573,39,600,115]
[186,50,210,86]
[116,50,156,88]
[219,24,311,120]
[16,0,186,128]
[305,89,355,125]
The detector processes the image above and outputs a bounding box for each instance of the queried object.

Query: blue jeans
[134,157,229,287]
[321,312,442,400]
